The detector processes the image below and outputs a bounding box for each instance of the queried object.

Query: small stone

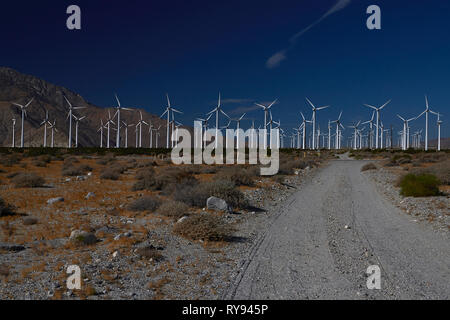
[47,197,64,205]
[206,196,232,213]
[85,192,95,200]
[177,216,189,224]
[112,251,119,258]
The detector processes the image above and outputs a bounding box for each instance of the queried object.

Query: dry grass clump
[412,159,450,185]
[0,154,22,167]
[132,167,197,192]
[216,166,255,186]
[23,216,38,225]
[62,163,93,176]
[136,246,164,261]
[100,163,125,180]
[157,201,190,220]
[128,196,161,212]
[11,172,45,188]
[174,180,247,209]
[278,158,312,175]
[96,153,116,165]
[361,163,377,171]
[399,173,441,197]
[0,197,15,217]
[172,213,235,242]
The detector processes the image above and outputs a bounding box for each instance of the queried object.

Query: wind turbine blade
[63,95,72,108]
[239,113,246,120]
[300,112,305,121]
[363,104,377,110]
[122,107,133,111]
[317,105,330,111]
[397,114,406,121]
[305,97,315,109]
[166,94,171,108]
[268,99,278,108]
[115,94,121,107]
[25,98,34,108]
[160,110,168,118]
[12,102,23,108]
[79,116,86,121]
[73,107,86,110]
[172,108,183,114]
[425,95,429,109]
[221,110,230,118]
[338,111,342,120]
[255,103,266,109]
[380,99,391,110]
[207,108,217,115]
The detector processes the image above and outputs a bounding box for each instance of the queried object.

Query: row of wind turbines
[9,93,444,151]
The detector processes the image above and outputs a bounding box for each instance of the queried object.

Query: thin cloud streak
[266,0,352,69]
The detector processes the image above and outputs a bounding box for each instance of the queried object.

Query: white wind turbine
[63,95,86,148]
[255,99,277,149]
[430,111,442,151]
[363,100,390,149]
[12,98,33,148]
[331,111,344,150]
[305,97,330,150]
[148,122,154,148]
[196,113,213,149]
[300,112,312,149]
[73,115,86,148]
[122,121,134,148]
[207,92,230,148]
[397,115,416,150]
[416,96,436,151]
[161,94,183,149]
[231,113,246,146]
[40,110,49,147]
[349,121,361,150]
[155,125,162,148]
[266,111,280,149]
[136,111,149,148]
[105,110,115,149]
[97,119,104,148]
[47,120,58,148]
[113,94,133,148]
[361,111,375,149]
[11,118,16,148]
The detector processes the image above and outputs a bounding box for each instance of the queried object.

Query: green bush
[399,174,441,197]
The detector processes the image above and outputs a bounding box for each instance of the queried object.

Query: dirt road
[225,159,450,299]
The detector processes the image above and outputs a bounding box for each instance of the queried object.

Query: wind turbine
[331,111,344,150]
[63,95,85,148]
[105,110,115,149]
[266,111,280,149]
[207,92,229,148]
[255,99,277,149]
[430,111,442,151]
[11,118,16,148]
[231,113,246,146]
[113,94,133,148]
[196,113,213,149]
[40,110,49,147]
[47,120,58,148]
[73,115,86,148]
[397,115,416,150]
[122,121,134,148]
[161,94,183,148]
[97,120,104,148]
[349,121,361,150]
[12,98,33,148]
[363,100,391,149]
[361,111,375,149]
[136,111,149,148]
[300,112,312,149]
[305,98,330,150]
[416,96,436,151]
[155,125,162,148]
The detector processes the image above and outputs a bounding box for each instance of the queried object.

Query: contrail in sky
[266,0,352,69]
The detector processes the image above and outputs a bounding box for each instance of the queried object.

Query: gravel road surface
[225,159,449,299]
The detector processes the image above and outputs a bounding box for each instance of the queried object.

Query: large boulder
[69,230,97,245]
[206,196,232,213]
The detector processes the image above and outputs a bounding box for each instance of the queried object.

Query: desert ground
[0,148,448,299]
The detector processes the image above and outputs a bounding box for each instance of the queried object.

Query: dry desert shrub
[216,166,255,186]
[361,163,377,171]
[100,163,126,180]
[413,159,450,185]
[0,198,15,217]
[399,173,441,197]
[62,163,93,176]
[128,196,161,212]
[174,180,247,209]
[0,154,22,167]
[132,167,197,192]
[11,172,45,188]
[136,246,164,261]
[158,201,190,220]
[172,213,235,242]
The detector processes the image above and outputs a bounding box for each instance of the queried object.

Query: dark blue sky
[1,0,449,138]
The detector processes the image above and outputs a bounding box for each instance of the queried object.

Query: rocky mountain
[0,67,177,148]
